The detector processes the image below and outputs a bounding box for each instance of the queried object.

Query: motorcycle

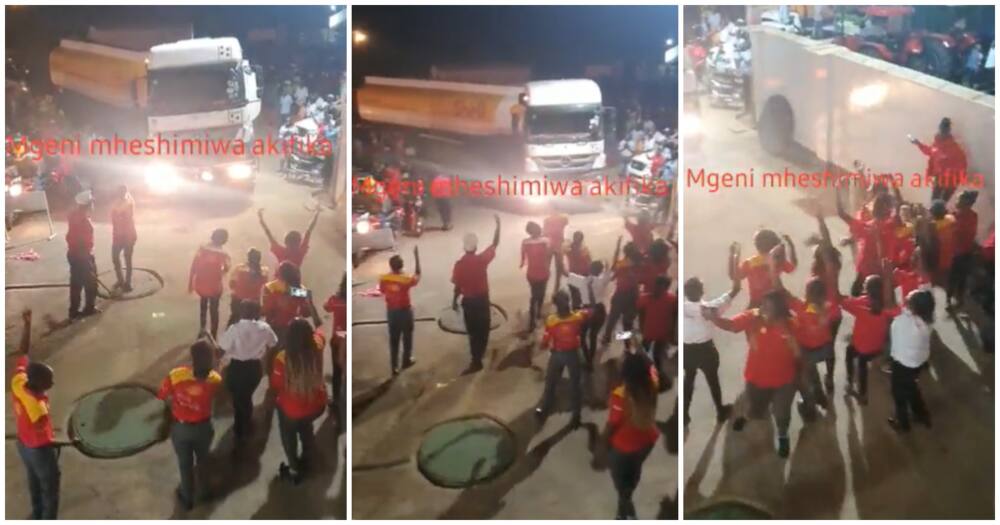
[280,117,330,185]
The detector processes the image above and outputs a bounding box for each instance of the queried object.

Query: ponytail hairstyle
[190,340,215,380]
[864,275,885,315]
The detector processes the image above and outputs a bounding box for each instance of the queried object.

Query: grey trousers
[745,381,796,437]
[170,420,214,506]
[16,441,60,519]
[538,349,582,419]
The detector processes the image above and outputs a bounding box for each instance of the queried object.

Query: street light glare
[353,30,369,45]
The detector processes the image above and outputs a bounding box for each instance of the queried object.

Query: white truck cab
[523,79,607,174]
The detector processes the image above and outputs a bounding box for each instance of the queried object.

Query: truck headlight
[8,182,23,197]
[592,153,606,169]
[355,219,371,234]
[525,157,540,173]
[227,164,253,180]
[145,163,180,194]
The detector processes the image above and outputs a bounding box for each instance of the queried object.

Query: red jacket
[607,376,660,453]
[917,135,967,183]
[262,279,311,331]
[66,207,94,258]
[189,244,230,298]
[715,310,799,388]
[157,366,222,423]
[11,356,54,448]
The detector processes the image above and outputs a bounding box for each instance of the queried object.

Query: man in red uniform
[324,274,348,411]
[521,221,553,332]
[624,212,655,254]
[563,231,592,309]
[66,191,99,318]
[380,247,421,374]
[637,276,676,390]
[452,215,500,373]
[11,310,60,519]
[603,241,643,345]
[258,208,320,272]
[910,117,967,203]
[189,229,231,338]
[110,185,137,292]
[536,290,589,427]
[157,339,222,510]
[731,230,796,308]
[948,190,979,308]
[837,191,896,296]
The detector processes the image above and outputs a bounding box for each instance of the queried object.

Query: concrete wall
[752,28,995,236]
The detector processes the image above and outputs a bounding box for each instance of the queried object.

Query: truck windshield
[525,105,601,144]
[148,65,242,115]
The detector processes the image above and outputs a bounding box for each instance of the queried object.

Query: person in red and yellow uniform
[732,229,797,307]
[452,215,501,373]
[258,208,320,272]
[11,310,61,519]
[262,262,314,343]
[521,221,554,332]
[67,190,99,318]
[380,247,421,374]
[110,185,138,292]
[637,275,676,389]
[189,228,231,338]
[841,273,901,404]
[837,191,896,297]
[639,239,671,292]
[227,248,269,327]
[784,277,840,417]
[535,290,589,427]
[157,339,222,511]
[324,274,348,409]
[948,190,979,308]
[604,351,659,520]
[706,290,800,457]
[911,117,967,203]
[270,319,328,483]
[929,199,957,285]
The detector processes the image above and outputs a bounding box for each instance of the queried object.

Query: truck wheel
[758,96,794,157]
[914,39,952,79]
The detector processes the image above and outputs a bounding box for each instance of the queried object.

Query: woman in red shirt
[270,318,328,483]
[227,248,268,327]
[708,290,800,457]
[262,262,314,344]
[521,221,553,332]
[110,185,137,292]
[189,229,231,339]
[785,277,840,417]
[604,351,659,520]
[841,272,901,404]
[258,208,320,273]
[808,214,844,392]
[324,274,348,412]
[947,190,978,308]
[602,240,641,346]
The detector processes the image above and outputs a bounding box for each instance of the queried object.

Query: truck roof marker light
[849,83,888,111]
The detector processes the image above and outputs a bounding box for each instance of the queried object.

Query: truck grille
[534,154,597,172]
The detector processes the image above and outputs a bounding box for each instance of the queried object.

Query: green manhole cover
[417,416,516,488]
[686,500,774,519]
[69,385,170,458]
[437,304,507,334]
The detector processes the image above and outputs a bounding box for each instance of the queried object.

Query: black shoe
[777,436,790,458]
[534,407,547,422]
[569,416,582,430]
[69,310,82,320]
[887,418,911,433]
[847,387,867,406]
[797,401,819,422]
[175,488,193,511]
[716,404,733,423]
[732,416,747,432]
[402,359,416,370]
[462,362,484,375]
[278,462,303,485]
[123,283,133,293]
[79,308,101,318]
[815,394,829,410]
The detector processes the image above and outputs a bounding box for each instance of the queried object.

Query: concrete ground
[682,98,994,519]
[351,197,679,519]
[4,154,346,519]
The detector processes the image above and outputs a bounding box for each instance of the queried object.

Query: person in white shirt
[562,259,613,370]
[218,300,278,445]
[682,273,740,426]
[279,92,294,122]
[888,289,934,432]
[294,84,309,107]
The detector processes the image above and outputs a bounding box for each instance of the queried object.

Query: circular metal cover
[69,385,170,458]
[686,499,774,520]
[96,268,165,301]
[437,303,507,334]
[417,416,516,488]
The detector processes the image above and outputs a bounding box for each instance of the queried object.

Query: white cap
[75,190,93,206]
[463,233,478,252]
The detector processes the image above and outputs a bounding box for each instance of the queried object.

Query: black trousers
[643,338,668,385]
[111,241,135,288]
[846,345,877,396]
[746,381,796,437]
[603,289,638,343]
[225,359,262,440]
[609,444,654,519]
[528,278,548,330]
[68,254,97,315]
[462,296,491,366]
[683,341,724,418]
[824,317,843,377]
[199,295,221,338]
[436,198,452,229]
[581,303,607,366]
[226,296,241,328]
[277,410,317,474]
[948,252,975,303]
[931,180,957,204]
[387,307,414,370]
[568,285,583,310]
[890,359,929,428]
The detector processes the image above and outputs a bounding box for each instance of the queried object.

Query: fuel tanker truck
[49,26,262,196]
[356,76,614,180]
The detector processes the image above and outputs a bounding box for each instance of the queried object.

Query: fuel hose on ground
[5,267,164,301]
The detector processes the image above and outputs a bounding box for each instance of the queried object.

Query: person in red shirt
[430,173,453,230]
[929,199,957,286]
[948,190,979,308]
[640,238,671,292]
[841,272,901,404]
[189,229,231,339]
[707,290,800,457]
[110,185,137,292]
[380,247,421,374]
[66,190,99,319]
[11,310,60,519]
[227,248,269,327]
[893,247,931,303]
[783,277,840,418]
[805,213,845,393]
[603,351,659,520]
[732,229,797,308]
[452,215,500,373]
[157,339,222,510]
[837,191,896,297]
[911,117,967,203]
[624,212,655,254]
[563,231,592,308]
[521,221,554,332]
[262,262,315,343]
[270,318,328,483]
[542,212,569,255]
[603,239,642,346]
[258,207,320,272]
[535,290,589,427]
[637,276,676,390]
[324,274,348,411]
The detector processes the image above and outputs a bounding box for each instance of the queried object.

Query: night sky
[354,5,678,80]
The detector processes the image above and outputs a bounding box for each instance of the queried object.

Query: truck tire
[912,39,952,79]
[758,96,794,157]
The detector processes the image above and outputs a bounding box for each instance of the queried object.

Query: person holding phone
[262,262,315,346]
[379,247,421,375]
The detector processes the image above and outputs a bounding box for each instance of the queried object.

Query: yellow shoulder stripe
[11,372,48,423]
[169,367,194,385]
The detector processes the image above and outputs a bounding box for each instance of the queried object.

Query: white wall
[752,28,995,237]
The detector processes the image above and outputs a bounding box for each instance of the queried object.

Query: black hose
[352,316,436,327]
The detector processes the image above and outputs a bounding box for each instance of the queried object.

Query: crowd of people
[372,201,678,518]
[12,189,346,517]
[685,116,992,458]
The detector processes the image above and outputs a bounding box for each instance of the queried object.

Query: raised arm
[18,310,32,355]
[612,235,623,266]
[257,208,278,246]
[413,246,422,276]
[782,233,798,269]
[835,188,853,225]
[491,214,501,249]
[728,242,740,281]
[303,208,321,245]
[817,214,833,249]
